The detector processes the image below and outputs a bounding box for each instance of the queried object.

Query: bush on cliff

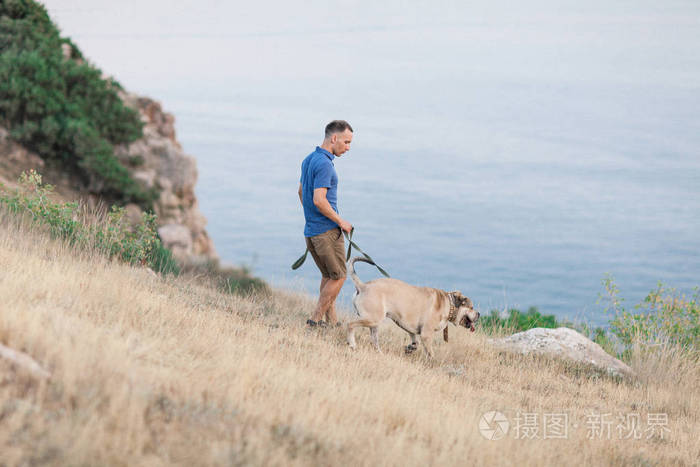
[1,170,268,294]
[0,0,150,206]
[0,170,177,274]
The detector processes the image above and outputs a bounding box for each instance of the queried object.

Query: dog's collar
[447,293,458,323]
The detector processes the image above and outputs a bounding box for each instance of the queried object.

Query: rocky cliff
[0,95,218,267]
[115,93,217,266]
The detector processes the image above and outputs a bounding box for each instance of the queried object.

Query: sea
[44,0,700,326]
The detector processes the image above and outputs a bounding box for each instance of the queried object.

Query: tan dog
[346,257,480,357]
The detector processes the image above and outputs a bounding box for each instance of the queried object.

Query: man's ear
[330,134,337,144]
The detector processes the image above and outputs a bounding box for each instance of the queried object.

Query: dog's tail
[348,256,373,292]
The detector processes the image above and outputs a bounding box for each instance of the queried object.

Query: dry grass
[0,213,698,466]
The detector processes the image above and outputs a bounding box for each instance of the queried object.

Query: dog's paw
[404,343,418,354]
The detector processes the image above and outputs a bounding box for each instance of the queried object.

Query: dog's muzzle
[459,314,477,332]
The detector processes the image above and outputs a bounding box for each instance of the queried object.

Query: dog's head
[450,292,480,332]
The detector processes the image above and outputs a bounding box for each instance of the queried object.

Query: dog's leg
[346,318,376,350]
[369,327,381,353]
[348,292,385,352]
[419,331,435,359]
[346,321,359,349]
[405,333,418,354]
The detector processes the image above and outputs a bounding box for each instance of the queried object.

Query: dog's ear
[452,292,473,308]
[462,296,474,308]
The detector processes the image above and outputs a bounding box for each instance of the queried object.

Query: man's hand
[338,219,353,233]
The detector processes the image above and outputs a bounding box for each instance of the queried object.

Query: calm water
[45,1,700,325]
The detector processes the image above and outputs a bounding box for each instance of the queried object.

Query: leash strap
[344,228,390,278]
[290,248,308,270]
[291,227,390,278]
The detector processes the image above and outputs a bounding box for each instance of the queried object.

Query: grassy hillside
[0,209,698,465]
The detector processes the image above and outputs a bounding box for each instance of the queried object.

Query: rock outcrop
[1,17,218,268]
[0,96,218,267]
[114,93,218,266]
[489,327,634,378]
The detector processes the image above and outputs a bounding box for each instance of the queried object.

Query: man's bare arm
[298,183,303,206]
[313,187,352,232]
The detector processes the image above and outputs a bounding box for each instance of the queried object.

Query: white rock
[131,169,156,189]
[489,327,634,378]
[156,176,173,191]
[158,224,191,248]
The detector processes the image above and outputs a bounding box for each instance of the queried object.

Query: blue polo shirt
[300,146,339,237]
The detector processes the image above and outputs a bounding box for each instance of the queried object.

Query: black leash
[291,227,390,278]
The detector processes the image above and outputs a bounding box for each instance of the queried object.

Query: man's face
[331,129,353,156]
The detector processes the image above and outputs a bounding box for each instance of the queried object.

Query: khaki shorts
[305,227,347,280]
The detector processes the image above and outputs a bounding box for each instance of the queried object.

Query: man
[298,120,354,327]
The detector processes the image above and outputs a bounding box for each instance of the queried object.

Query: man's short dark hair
[325,120,353,138]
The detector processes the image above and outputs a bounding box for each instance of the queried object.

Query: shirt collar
[316,146,335,160]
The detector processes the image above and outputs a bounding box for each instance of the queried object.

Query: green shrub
[572,321,618,357]
[0,170,170,272]
[181,259,268,297]
[600,275,699,352]
[148,242,180,276]
[0,0,148,206]
[479,307,560,333]
[128,155,145,167]
[219,266,268,296]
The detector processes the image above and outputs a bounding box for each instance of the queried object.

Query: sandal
[306,319,328,328]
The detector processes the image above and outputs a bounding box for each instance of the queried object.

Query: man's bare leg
[319,277,329,301]
[325,299,338,325]
[318,277,339,325]
[318,277,329,323]
[311,277,345,323]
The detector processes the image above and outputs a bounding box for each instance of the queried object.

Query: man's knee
[330,275,346,287]
[322,266,344,280]
[323,276,344,289]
